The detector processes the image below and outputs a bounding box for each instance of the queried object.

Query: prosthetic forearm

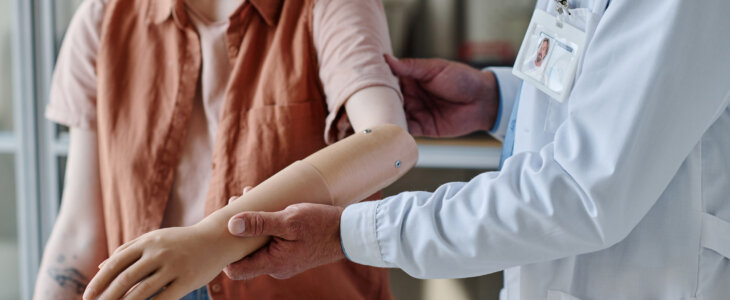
[196,124,418,267]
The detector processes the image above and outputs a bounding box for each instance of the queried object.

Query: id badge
[513,9,587,102]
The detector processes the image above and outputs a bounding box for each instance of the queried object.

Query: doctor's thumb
[385,54,441,80]
[228,211,290,239]
[385,54,415,77]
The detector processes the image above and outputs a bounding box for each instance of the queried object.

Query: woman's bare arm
[33,128,108,299]
[344,86,408,132]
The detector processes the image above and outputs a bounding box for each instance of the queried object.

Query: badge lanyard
[555,0,571,17]
[512,0,587,102]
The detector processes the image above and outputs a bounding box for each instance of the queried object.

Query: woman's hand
[83,225,228,300]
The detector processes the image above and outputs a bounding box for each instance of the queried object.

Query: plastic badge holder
[513,9,586,102]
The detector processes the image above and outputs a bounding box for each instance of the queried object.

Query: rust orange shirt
[46,0,400,298]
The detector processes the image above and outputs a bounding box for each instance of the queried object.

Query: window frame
[10,0,66,298]
[12,0,41,297]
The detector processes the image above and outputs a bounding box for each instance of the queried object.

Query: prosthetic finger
[101,258,159,300]
[85,247,143,299]
[122,271,174,300]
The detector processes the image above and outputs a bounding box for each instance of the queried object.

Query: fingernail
[229,218,246,235]
[98,259,107,269]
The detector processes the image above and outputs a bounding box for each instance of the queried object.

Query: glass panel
[0,153,19,300]
[54,0,85,50]
[55,0,84,139]
[58,155,67,204]
[58,125,70,139]
[0,0,14,132]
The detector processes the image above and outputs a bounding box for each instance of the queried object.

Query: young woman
[35,0,406,299]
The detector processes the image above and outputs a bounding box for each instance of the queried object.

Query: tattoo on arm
[47,267,89,295]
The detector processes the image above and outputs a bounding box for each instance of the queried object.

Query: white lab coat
[340,0,730,299]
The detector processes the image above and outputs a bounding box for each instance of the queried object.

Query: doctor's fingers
[400,76,434,105]
[98,258,162,300]
[228,210,297,240]
[406,118,425,137]
[405,100,445,138]
[406,110,443,138]
[227,186,253,205]
[84,246,144,299]
[223,247,281,280]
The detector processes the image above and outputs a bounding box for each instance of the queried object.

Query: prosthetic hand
[83,124,418,300]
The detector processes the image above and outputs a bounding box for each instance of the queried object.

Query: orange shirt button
[211,283,222,293]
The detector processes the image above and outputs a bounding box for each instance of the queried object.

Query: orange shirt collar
[148,0,284,26]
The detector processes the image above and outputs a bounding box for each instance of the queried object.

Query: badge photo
[513,9,586,102]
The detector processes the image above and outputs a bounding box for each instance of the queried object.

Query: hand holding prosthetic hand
[83,124,418,300]
[385,55,500,137]
[224,202,345,280]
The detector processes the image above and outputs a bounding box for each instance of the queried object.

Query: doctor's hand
[223,203,345,280]
[385,55,499,138]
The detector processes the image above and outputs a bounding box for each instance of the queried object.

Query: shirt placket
[147,7,203,234]
[205,4,255,299]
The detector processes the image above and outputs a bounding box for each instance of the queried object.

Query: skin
[226,189,346,281]
[33,129,108,300]
[224,191,346,280]
[384,55,499,137]
[185,0,243,22]
[535,39,550,67]
[222,55,500,280]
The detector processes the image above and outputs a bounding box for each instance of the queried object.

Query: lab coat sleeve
[340,0,730,278]
[486,67,520,141]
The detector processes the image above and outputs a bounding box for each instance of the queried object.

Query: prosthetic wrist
[199,124,418,264]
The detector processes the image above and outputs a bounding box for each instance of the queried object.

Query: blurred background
[0,0,534,299]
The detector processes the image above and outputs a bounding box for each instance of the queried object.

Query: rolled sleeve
[486,67,520,141]
[45,0,105,130]
[313,0,402,144]
[340,200,389,267]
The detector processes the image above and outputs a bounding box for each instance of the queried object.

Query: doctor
[222,0,730,298]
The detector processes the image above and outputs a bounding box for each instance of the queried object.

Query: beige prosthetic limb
[197,123,418,268]
[85,124,418,300]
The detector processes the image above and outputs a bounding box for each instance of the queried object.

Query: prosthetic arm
[202,123,419,265]
[84,124,418,300]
